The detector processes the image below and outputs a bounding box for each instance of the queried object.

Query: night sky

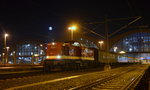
[0,0,149,43]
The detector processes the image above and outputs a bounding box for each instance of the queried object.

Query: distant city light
[19,52,21,55]
[49,26,53,31]
[34,54,39,57]
[113,47,118,52]
[27,44,30,47]
[119,51,126,54]
[40,44,43,47]
[129,48,132,51]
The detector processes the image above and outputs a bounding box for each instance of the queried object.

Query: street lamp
[68,26,77,40]
[4,33,8,64]
[4,33,8,49]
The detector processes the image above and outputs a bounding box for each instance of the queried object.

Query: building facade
[110,29,150,63]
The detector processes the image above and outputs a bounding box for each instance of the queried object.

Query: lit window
[129,48,132,52]
[19,53,21,55]
[10,53,13,56]
[31,52,33,55]
[72,42,80,46]
[27,44,30,47]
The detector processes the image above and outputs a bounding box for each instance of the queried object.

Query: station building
[7,40,46,64]
[110,27,150,64]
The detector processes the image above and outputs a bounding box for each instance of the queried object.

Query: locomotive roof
[49,40,97,48]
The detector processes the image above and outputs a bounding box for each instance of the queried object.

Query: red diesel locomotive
[43,41,98,71]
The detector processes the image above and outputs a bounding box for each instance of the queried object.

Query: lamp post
[13,51,16,64]
[68,26,76,40]
[4,34,8,49]
[4,33,8,64]
[6,46,10,64]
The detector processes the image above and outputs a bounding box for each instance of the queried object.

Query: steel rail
[69,69,135,90]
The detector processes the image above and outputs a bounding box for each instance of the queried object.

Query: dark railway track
[0,67,105,80]
[69,67,146,90]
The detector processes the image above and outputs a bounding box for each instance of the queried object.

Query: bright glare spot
[113,47,118,52]
[46,56,49,59]
[119,51,126,54]
[6,47,10,50]
[49,27,53,31]
[72,42,80,46]
[129,48,132,51]
[34,54,39,56]
[10,53,13,56]
[27,44,30,47]
[68,26,76,30]
[19,53,21,55]
[31,52,33,55]
[5,33,8,37]
[13,51,15,53]
[8,61,13,64]
[40,50,43,54]
[40,44,43,47]
[98,41,104,44]
[57,55,61,59]
[2,53,5,55]
[52,42,55,45]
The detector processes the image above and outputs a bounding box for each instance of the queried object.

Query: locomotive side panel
[43,41,97,71]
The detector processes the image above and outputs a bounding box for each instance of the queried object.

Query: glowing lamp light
[119,51,126,54]
[52,42,55,45]
[5,33,8,37]
[6,46,10,50]
[113,47,118,52]
[57,55,61,59]
[46,56,50,59]
[68,26,77,31]
[49,26,53,31]
[40,44,43,47]
[34,54,38,56]
[98,41,104,44]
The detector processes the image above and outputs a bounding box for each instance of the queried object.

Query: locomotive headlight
[57,55,61,59]
[46,56,50,59]
[52,42,55,45]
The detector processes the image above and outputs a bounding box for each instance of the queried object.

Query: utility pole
[104,16,111,71]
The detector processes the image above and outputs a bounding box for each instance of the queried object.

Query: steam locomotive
[43,41,117,71]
